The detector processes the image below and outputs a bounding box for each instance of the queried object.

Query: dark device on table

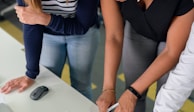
[30,86,49,100]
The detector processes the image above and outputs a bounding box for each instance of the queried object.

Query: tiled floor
[1,1,194,112]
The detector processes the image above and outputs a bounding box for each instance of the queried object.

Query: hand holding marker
[107,103,119,112]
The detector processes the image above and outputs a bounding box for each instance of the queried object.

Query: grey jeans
[122,21,169,112]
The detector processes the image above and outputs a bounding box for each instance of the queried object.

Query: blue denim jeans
[40,26,99,100]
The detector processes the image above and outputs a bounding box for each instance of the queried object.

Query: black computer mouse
[30,86,49,100]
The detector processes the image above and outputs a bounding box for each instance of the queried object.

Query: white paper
[0,93,5,103]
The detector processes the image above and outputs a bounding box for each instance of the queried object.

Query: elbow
[105,33,124,47]
[163,47,184,64]
[105,25,124,46]
[105,26,124,45]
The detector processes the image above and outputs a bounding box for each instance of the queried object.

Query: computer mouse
[30,86,49,100]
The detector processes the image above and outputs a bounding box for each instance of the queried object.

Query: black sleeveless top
[121,0,194,42]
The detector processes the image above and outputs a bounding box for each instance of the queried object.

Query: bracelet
[127,86,141,99]
[102,89,115,93]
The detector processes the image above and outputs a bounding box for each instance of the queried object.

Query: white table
[0,27,99,112]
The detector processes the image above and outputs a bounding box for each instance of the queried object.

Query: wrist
[102,88,115,93]
[24,75,35,81]
[39,13,51,26]
[127,86,141,99]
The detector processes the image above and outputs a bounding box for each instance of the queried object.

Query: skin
[0,5,51,94]
[96,0,194,112]
[15,5,51,26]
[0,76,34,94]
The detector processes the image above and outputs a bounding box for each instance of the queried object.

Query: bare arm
[96,0,124,111]
[101,0,124,93]
[131,8,194,94]
[114,8,194,112]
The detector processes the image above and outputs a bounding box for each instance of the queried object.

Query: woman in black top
[96,0,194,112]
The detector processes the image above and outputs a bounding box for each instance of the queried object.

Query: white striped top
[41,0,78,18]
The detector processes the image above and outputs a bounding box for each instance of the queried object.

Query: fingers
[14,5,23,15]
[96,98,115,112]
[15,6,21,21]
[96,97,110,112]
[0,80,19,94]
[14,5,23,11]
[96,100,105,112]
[114,107,120,112]
[114,105,127,112]
[14,5,25,21]
[96,91,117,112]
[14,5,19,10]
[0,76,34,94]
[96,102,109,112]
[18,87,25,92]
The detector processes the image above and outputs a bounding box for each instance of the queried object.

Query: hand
[14,5,51,25]
[114,90,137,112]
[0,76,35,94]
[96,89,116,112]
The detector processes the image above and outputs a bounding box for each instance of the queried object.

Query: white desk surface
[0,27,99,112]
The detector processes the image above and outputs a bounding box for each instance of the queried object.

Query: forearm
[131,50,180,94]
[16,0,44,79]
[103,39,123,90]
[101,0,124,90]
[23,24,44,79]
[35,11,93,35]
[131,9,194,95]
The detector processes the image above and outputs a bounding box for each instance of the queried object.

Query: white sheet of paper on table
[0,93,5,103]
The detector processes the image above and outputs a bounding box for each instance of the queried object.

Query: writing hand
[114,90,137,112]
[96,90,116,112]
